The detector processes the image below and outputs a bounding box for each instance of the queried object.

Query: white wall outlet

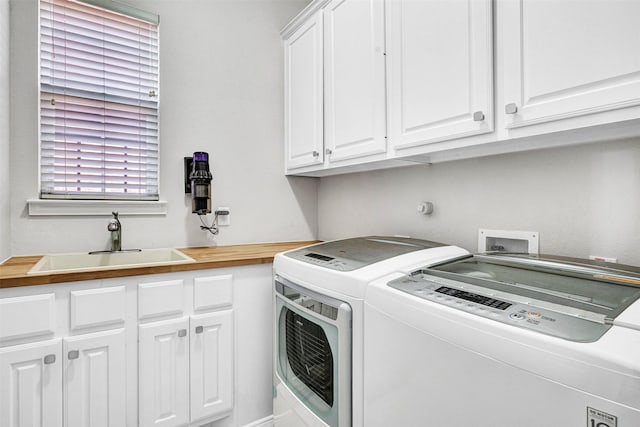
[478,229,539,254]
[215,207,230,226]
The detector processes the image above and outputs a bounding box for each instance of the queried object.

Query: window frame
[38,0,161,202]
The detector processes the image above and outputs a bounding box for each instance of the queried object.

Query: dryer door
[274,278,352,427]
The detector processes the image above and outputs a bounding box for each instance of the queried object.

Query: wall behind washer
[318,138,640,266]
[8,0,316,256]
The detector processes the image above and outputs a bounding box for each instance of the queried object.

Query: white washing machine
[364,253,640,427]
[273,236,469,427]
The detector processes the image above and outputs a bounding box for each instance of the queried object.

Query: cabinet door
[386,0,493,149]
[64,329,126,427]
[324,0,386,162]
[501,0,640,129]
[139,318,189,427]
[0,339,62,427]
[190,310,234,423]
[284,12,324,170]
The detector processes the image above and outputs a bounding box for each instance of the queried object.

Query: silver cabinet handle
[178,329,187,338]
[505,103,518,114]
[312,150,319,157]
[325,148,332,155]
[473,111,485,122]
[68,350,79,360]
[195,326,204,334]
[44,354,56,365]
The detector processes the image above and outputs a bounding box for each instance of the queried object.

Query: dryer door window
[284,307,334,406]
[275,280,351,427]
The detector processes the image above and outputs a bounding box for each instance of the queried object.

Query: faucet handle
[108,211,121,232]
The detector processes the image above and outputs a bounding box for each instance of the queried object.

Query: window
[39,0,159,200]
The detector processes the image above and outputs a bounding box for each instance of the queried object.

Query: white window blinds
[40,0,160,200]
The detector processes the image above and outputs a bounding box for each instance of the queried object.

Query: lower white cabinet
[64,329,126,427]
[139,317,190,427]
[139,311,234,427]
[190,311,233,422]
[0,331,126,427]
[0,264,271,427]
[0,339,63,427]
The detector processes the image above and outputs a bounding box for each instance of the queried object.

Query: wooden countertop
[0,241,318,289]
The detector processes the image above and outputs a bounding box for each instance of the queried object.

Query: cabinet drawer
[70,286,126,331]
[0,293,55,342]
[138,279,184,320]
[194,274,233,311]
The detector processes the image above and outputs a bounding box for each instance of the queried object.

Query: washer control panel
[291,252,355,271]
[388,275,611,342]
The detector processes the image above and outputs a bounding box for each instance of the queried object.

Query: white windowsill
[27,199,168,216]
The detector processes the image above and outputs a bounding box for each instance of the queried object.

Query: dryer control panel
[389,274,611,342]
[285,236,444,271]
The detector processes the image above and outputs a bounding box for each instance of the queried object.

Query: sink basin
[29,248,195,274]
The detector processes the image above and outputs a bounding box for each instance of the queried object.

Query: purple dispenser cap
[193,152,208,162]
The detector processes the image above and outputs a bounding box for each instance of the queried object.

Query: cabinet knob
[178,329,187,338]
[505,103,518,114]
[312,150,319,157]
[68,350,79,360]
[325,148,332,155]
[43,354,56,365]
[195,326,204,334]
[473,111,485,122]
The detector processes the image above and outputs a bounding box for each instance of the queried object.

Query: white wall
[0,0,10,262]
[318,138,640,266]
[9,0,315,256]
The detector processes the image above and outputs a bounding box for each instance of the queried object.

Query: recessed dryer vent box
[478,229,539,254]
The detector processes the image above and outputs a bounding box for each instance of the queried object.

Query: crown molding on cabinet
[280,0,331,38]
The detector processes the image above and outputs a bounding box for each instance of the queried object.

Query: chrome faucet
[88,211,140,255]
[108,211,122,252]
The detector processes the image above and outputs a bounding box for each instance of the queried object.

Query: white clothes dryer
[273,236,469,427]
[364,253,640,427]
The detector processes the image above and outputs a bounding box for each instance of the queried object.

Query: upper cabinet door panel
[387,0,493,150]
[324,0,386,162]
[284,12,324,170]
[502,0,640,128]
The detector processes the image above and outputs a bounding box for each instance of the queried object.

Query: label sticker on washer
[587,407,617,427]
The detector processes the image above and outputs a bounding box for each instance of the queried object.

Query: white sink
[29,248,195,274]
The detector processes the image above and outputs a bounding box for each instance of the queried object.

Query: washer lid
[285,236,444,271]
[424,254,640,319]
[393,253,640,341]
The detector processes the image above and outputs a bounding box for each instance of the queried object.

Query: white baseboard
[243,415,273,427]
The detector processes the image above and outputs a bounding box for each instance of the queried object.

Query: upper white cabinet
[284,11,324,170]
[283,0,640,176]
[324,0,386,162]
[500,0,640,130]
[387,0,493,150]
